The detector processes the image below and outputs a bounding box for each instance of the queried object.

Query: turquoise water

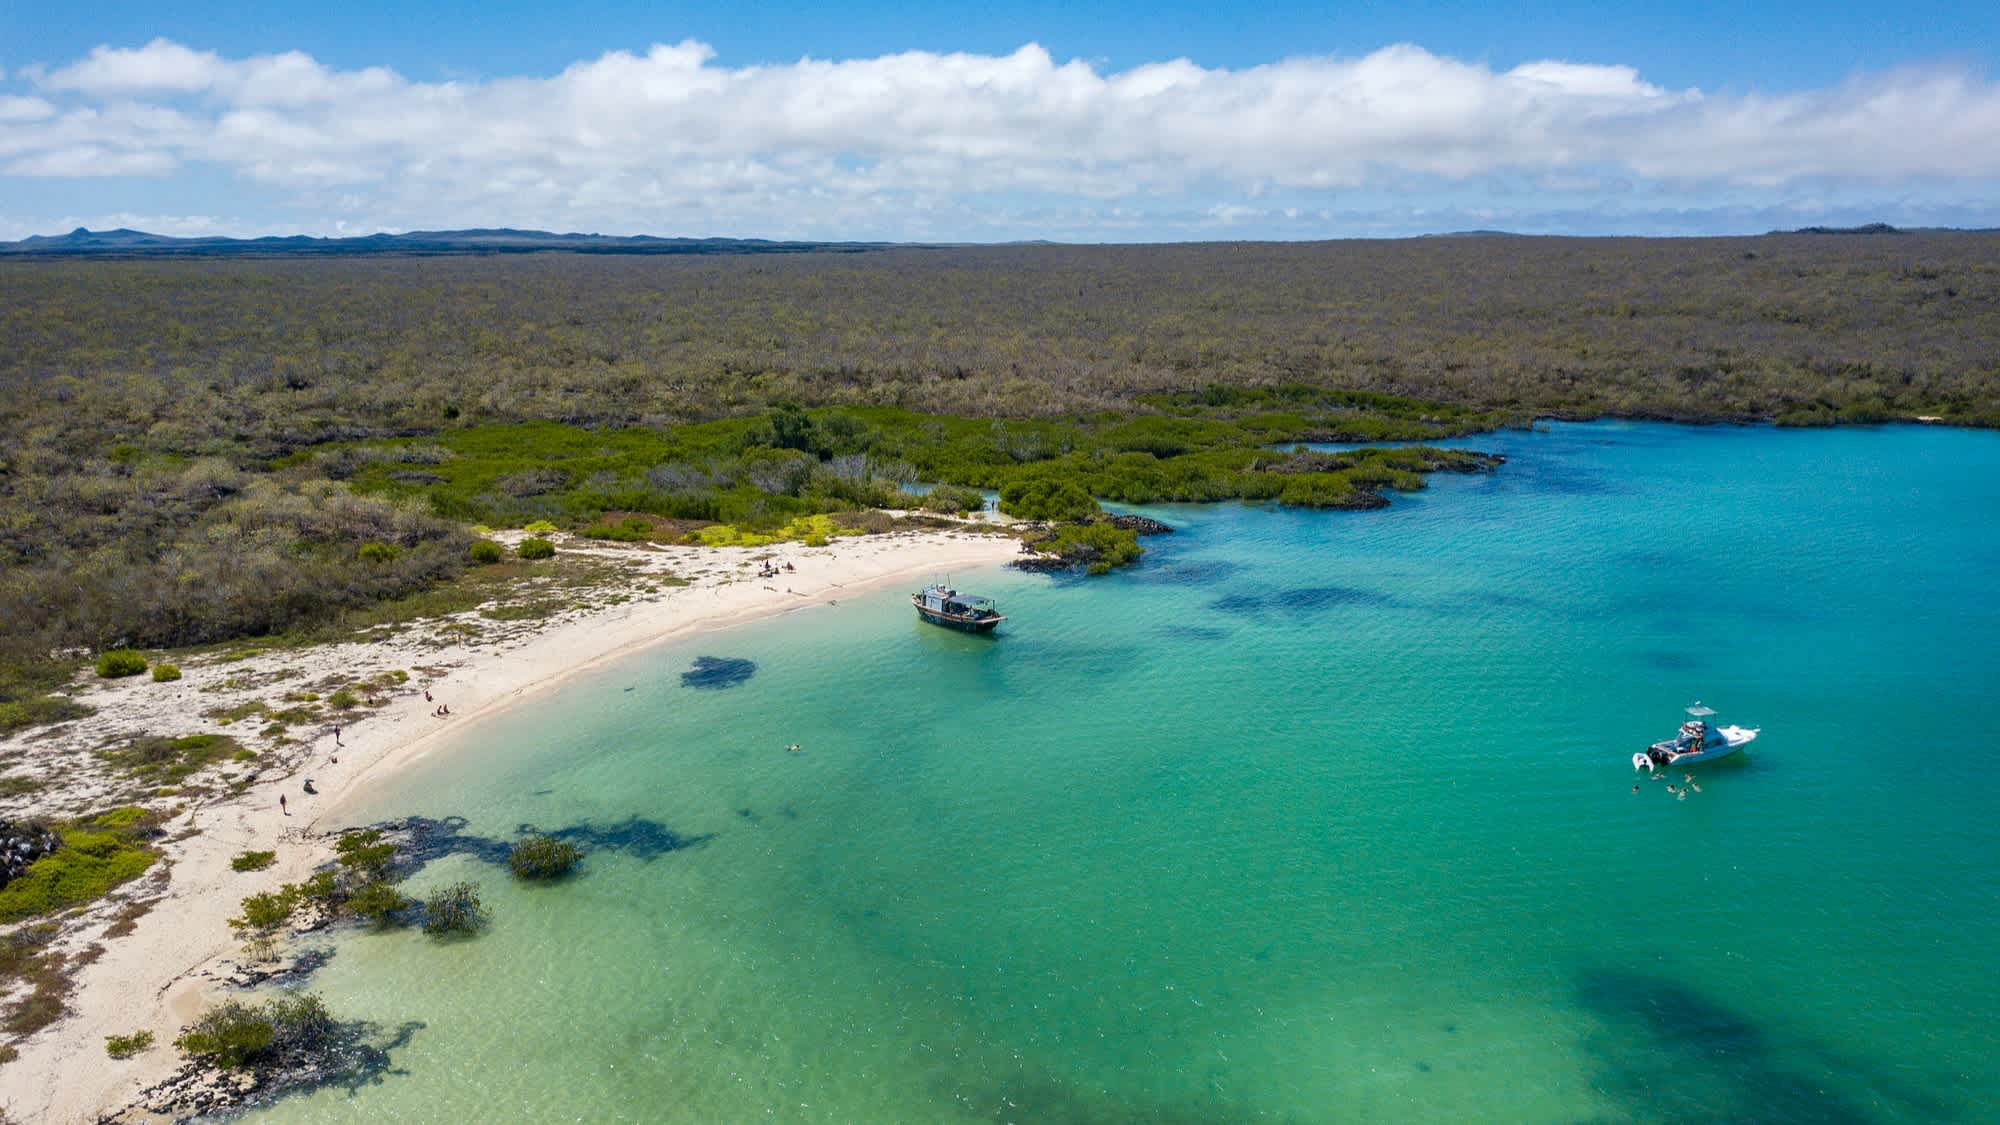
[250,422,1999,1123]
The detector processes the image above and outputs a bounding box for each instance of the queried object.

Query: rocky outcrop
[0,819,60,887]
[1107,514,1175,535]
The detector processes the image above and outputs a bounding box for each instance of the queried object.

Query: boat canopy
[1685,703,1717,717]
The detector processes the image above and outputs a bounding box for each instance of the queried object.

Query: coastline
[2,527,1020,1124]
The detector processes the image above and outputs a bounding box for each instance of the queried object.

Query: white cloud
[6,39,2000,236]
[0,96,56,122]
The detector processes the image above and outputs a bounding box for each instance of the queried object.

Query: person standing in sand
[279,794,288,815]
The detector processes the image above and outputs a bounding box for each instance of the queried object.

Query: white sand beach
[0,527,1020,1123]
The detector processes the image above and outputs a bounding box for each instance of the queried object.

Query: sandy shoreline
[0,527,1019,1123]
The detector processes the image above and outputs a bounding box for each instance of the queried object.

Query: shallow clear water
[247,422,1999,1123]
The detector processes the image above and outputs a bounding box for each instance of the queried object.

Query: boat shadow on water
[1570,967,1956,1124]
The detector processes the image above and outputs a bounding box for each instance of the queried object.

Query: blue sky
[4,1,1999,240]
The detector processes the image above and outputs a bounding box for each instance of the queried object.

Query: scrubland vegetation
[2,233,1994,696]
[0,807,158,924]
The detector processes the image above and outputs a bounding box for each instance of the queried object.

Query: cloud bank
[4,38,1998,238]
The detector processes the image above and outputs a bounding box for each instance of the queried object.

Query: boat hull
[915,607,1004,633]
[1634,725,1757,771]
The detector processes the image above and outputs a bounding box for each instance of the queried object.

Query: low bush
[467,539,504,564]
[0,693,92,736]
[517,537,556,560]
[0,813,159,923]
[230,850,277,872]
[522,520,560,534]
[106,1030,154,1058]
[96,733,241,785]
[231,885,302,933]
[150,662,182,682]
[421,881,488,937]
[333,830,397,880]
[581,516,654,542]
[1031,521,1145,575]
[356,542,401,563]
[508,836,583,880]
[96,650,148,678]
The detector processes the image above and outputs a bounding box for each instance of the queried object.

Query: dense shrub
[95,650,147,678]
[508,836,583,880]
[467,539,504,564]
[421,881,488,937]
[917,484,987,515]
[0,812,158,923]
[1000,478,1099,521]
[1032,521,1145,575]
[175,992,332,1070]
[517,537,556,560]
[356,541,401,562]
[150,662,182,682]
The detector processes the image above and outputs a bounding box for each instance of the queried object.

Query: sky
[3,1,1999,241]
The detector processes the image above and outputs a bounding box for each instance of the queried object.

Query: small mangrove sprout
[420,881,488,937]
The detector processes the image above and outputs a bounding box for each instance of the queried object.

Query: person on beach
[303,779,317,795]
[279,794,288,815]
[424,690,433,703]
[333,724,342,746]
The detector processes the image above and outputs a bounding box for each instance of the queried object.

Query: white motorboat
[1633,703,1758,771]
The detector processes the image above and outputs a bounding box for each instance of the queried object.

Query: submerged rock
[680,656,757,690]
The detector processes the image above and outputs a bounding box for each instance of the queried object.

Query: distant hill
[0,226,912,258]
[1787,222,1902,235]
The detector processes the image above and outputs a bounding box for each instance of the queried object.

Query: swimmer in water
[1689,780,1702,793]
[786,743,803,753]
[1666,784,1679,794]
[1632,784,1640,794]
